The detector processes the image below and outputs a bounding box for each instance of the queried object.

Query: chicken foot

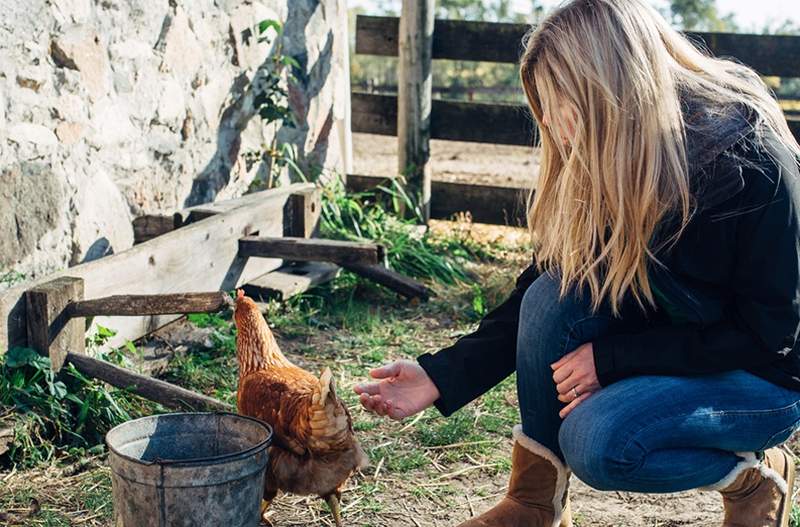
[324,493,342,527]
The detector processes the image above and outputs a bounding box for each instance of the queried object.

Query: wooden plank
[239,236,385,265]
[133,215,175,244]
[129,186,322,245]
[347,174,529,226]
[175,186,321,228]
[342,263,431,300]
[283,187,322,239]
[355,15,800,77]
[26,277,85,372]
[353,93,800,146]
[242,262,341,302]
[0,183,314,355]
[68,292,231,318]
[66,352,231,412]
[352,93,536,146]
[398,0,434,221]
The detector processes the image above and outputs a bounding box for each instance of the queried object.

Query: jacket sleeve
[417,263,542,416]
[593,155,800,387]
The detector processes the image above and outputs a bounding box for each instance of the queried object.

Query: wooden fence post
[398,0,434,222]
[26,277,85,372]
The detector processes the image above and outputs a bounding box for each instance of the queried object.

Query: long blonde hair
[520,0,799,315]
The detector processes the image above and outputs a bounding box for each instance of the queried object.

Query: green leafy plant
[246,18,309,190]
[0,347,157,467]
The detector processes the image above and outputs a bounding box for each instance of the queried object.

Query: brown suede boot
[458,425,572,527]
[704,448,796,527]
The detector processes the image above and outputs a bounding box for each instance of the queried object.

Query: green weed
[0,347,159,468]
[320,175,474,285]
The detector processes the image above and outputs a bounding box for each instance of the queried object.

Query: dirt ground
[352,132,539,189]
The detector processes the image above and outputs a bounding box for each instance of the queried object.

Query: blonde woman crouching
[355,0,800,525]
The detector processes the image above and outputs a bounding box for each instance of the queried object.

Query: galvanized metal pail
[106,412,272,527]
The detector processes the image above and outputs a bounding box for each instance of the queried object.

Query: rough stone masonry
[0,0,352,285]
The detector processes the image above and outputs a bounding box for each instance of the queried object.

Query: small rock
[156,79,185,123]
[8,123,57,146]
[50,26,111,100]
[55,122,84,145]
[53,93,87,122]
[88,97,137,147]
[148,126,179,155]
[16,76,42,92]
[155,7,202,78]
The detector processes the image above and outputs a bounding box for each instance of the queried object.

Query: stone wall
[0,0,351,285]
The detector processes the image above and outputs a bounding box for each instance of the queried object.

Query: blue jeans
[517,271,800,492]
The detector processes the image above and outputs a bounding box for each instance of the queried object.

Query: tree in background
[436,0,543,22]
[667,0,738,31]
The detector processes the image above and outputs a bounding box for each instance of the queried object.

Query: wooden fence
[351,14,800,226]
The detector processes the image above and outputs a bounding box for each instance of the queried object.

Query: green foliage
[0,269,26,287]
[320,176,475,285]
[667,0,738,31]
[0,347,159,467]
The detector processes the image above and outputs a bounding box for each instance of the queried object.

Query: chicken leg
[324,493,342,527]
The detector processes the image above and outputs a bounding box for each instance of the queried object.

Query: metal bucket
[106,412,272,527]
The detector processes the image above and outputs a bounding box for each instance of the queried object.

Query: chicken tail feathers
[308,367,350,449]
[318,367,336,406]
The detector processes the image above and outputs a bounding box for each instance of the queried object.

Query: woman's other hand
[551,342,601,419]
[353,360,440,420]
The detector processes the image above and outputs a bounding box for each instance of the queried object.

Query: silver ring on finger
[572,387,580,399]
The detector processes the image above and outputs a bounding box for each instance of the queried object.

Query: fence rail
[353,92,800,146]
[356,15,800,78]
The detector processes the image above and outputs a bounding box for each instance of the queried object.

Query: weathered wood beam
[242,262,341,302]
[356,15,800,77]
[398,0,434,221]
[283,186,322,239]
[343,263,431,300]
[26,277,85,372]
[133,215,175,244]
[1,183,314,354]
[66,352,231,412]
[347,174,529,226]
[239,236,385,265]
[353,92,800,147]
[67,292,231,318]
[352,93,537,146]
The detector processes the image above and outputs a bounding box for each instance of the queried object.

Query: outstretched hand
[551,342,601,419]
[354,360,440,421]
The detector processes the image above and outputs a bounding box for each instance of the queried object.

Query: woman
[355,1,800,525]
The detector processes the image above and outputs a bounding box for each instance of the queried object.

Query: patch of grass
[416,409,481,447]
[790,503,800,527]
[320,175,478,285]
[0,345,159,468]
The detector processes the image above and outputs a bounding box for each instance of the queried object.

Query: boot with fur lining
[702,447,796,527]
[457,425,572,527]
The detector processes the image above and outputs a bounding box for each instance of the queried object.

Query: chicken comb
[236,289,245,300]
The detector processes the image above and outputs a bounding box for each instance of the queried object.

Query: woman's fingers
[559,392,592,419]
[552,365,574,385]
[370,361,401,379]
[550,349,576,370]
[353,382,381,396]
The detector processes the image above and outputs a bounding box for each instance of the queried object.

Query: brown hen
[233,290,367,526]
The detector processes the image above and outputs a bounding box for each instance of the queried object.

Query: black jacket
[418,105,800,417]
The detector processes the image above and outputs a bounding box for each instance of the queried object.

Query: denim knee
[558,403,643,491]
[517,271,597,371]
